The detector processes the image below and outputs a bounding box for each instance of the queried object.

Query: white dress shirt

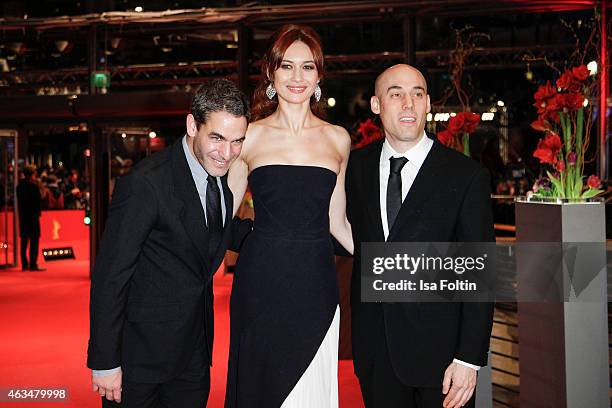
[379,133,433,240]
[378,133,480,371]
[182,135,226,226]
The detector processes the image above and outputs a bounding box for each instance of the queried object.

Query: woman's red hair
[251,24,326,121]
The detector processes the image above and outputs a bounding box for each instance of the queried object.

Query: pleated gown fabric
[225,165,340,408]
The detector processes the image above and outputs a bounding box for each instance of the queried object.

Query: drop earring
[314,84,321,102]
[266,83,276,99]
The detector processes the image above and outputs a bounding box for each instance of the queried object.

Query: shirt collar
[381,131,433,170]
[182,135,210,185]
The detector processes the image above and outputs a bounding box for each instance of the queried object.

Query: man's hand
[92,369,122,403]
[442,361,476,408]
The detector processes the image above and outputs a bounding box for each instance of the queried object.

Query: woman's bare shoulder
[247,119,268,135]
[320,122,351,151]
[241,119,277,160]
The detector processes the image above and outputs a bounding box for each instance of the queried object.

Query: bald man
[345,64,494,408]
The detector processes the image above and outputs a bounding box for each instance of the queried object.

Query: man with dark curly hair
[88,79,252,408]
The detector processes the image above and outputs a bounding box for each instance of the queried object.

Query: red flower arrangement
[353,118,383,149]
[436,111,480,156]
[586,175,601,190]
[530,64,602,199]
[533,132,562,164]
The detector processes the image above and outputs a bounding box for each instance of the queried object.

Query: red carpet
[0,260,364,407]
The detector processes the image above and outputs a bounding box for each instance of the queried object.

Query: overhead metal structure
[0,0,607,95]
[0,44,577,94]
[0,1,605,33]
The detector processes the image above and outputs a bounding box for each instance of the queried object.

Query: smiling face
[371,64,431,152]
[272,40,319,104]
[186,111,247,177]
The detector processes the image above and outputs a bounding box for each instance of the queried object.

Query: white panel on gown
[281,305,340,408]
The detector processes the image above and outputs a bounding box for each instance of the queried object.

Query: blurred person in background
[17,165,45,271]
[42,174,65,209]
[63,169,85,208]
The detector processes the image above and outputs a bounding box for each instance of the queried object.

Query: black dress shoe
[29,267,46,271]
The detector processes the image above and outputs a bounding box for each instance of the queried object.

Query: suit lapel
[171,140,211,274]
[364,140,385,242]
[209,175,233,276]
[388,140,446,241]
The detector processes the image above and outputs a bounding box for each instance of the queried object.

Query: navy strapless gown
[225,165,340,408]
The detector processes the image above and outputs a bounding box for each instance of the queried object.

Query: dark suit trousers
[101,346,210,408]
[358,334,475,408]
[20,235,40,269]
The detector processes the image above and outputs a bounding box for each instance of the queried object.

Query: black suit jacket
[346,137,495,387]
[87,140,251,383]
[17,180,42,238]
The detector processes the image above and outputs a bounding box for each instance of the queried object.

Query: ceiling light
[55,41,70,53]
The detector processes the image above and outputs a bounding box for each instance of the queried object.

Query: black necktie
[387,157,408,230]
[206,175,223,260]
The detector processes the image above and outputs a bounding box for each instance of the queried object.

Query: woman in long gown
[225,24,353,408]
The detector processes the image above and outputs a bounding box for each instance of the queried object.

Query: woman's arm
[329,126,354,255]
[228,126,255,216]
[228,157,248,217]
